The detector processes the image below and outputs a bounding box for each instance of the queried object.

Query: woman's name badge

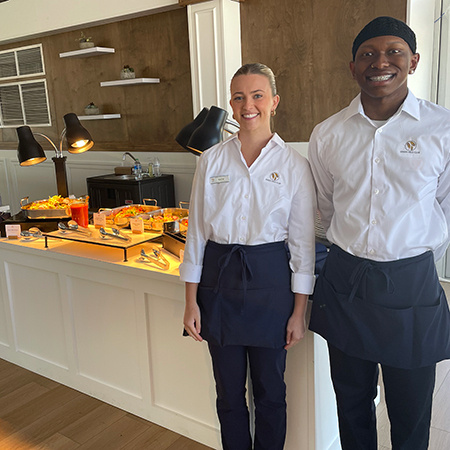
[210,175,230,184]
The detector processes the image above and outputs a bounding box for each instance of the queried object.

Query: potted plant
[84,102,100,115]
[120,65,135,79]
[77,32,94,49]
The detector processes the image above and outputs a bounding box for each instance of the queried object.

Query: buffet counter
[0,236,339,449]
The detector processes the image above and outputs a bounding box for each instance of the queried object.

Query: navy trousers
[328,344,436,450]
[208,343,287,450]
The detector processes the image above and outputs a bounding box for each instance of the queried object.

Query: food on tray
[143,212,180,231]
[22,195,73,210]
[142,210,189,231]
[102,204,159,227]
[112,205,149,221]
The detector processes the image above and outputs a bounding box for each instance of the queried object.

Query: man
[308,16,450,450]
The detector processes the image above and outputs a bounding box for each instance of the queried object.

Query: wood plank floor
[1,283,449,449]
[0,358,213,449]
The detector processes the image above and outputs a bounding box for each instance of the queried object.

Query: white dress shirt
[179,132,317,295]
[308,91,450,262]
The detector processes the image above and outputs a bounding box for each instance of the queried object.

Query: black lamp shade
[16,126,47,166]
[187,106,228,155]
[175,107,209,151]
[63,113,94,153]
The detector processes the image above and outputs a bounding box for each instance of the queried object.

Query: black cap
[352,16,417,60]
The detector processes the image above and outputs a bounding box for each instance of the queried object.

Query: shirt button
[377,128,383,133]
[371,219,377,225]
[374,157,380,164]
[239,237,245,242]
[369,248,375,254]
[241,216,246,221]
[244,194,249,199]
[374,188,379,195]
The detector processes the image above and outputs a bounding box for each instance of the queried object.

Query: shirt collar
[343,90,421,123]
[227,131,284,150]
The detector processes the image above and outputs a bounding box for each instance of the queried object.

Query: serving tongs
[58,221,92,237]
[139,248,170,270]
[20,227,43,240]
[99,227,130,241]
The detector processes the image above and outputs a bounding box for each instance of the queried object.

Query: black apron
[197,240,294,348]
[309,245,450,369]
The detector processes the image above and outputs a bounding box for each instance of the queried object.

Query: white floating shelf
[100,78,160,87]
[77,114,121,121]
[59,47,115,58]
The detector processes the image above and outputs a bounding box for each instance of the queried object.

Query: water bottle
[152,157,161,177]
[133,159,142,180]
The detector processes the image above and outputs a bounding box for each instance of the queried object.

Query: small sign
[93,212,107,229]
[130,217,144,234]
[5,224,21,239]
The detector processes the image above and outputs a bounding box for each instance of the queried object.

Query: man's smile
[367,74,395,82]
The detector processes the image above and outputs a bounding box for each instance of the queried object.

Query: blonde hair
[231,63,277,96]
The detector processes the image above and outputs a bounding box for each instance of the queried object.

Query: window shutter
[0,84,23,126]
[17,46,44,76]
[0,80,50,127]
[0,44,50,127]
[0,51,17,79]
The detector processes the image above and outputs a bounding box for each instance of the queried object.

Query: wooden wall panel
[0,9,192,152]
[240,0,407,142]
[0,0,407,152]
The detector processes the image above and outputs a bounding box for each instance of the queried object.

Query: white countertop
[0,229,182,279]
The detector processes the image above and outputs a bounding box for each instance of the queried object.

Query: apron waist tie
[348,259,395,303]
[214,245,254,314]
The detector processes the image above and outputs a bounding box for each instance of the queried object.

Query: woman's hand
[183,282,203,342]
[285,293,308,350]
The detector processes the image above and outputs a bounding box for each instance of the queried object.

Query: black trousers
[208,343,287,450]
[328,344,436,450]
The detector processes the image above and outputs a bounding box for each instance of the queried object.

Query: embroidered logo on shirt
[265,171,281,184]
[210,175,230,184]
[401,140,420,154]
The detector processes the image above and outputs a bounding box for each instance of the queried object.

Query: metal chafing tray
[161,231,186,259]
[140,202,189,232]
[100,199,160,227]
[20,197,71,219]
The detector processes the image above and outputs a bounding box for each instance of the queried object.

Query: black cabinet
[87,174,175,209]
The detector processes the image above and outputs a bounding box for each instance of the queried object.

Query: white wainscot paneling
[146,292,220,448]
[0,158,11,207]
[68,276,143,398]
[0,265,11,347]
[5,261,68,368]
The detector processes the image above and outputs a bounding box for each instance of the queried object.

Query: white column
[407,0,441,102]
[186,0,242,117]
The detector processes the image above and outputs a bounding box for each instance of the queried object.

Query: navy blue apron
[197,240,294,348]
[309,245,450,369]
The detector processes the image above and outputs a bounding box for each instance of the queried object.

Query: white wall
[408,0,440,101]
[0,0,180,43]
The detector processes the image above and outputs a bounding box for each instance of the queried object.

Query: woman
[179,63,316,450]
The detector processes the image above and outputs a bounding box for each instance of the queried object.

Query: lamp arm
[226,119,239,128]
[34,133,59,156]
[224,119,240,134]
[58,128,67,158]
